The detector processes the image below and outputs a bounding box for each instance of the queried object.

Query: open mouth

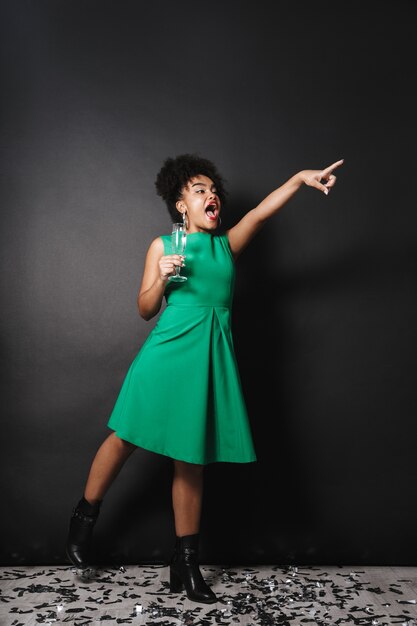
[205,202,218,221]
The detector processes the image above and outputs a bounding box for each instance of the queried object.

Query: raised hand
[300,159,344,195]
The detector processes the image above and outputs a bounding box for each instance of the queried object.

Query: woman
[66,153,344,604]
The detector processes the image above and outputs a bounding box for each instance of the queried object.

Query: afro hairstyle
[154,153,228,222]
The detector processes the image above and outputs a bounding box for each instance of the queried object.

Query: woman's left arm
[226,158,344,260]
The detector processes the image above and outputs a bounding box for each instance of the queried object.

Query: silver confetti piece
[398,599,417,604]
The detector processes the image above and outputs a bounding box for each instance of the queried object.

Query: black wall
[1,0,417,565]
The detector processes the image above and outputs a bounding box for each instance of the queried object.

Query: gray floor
[0,564,416,625]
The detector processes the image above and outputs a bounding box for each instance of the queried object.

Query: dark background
[1,0,416,566]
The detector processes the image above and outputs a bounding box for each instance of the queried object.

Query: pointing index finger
[321,159,344,176]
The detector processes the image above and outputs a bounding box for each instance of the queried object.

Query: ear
[176,200,186,213]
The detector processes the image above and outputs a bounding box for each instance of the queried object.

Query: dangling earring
[182,211,187,229]
[218,215,222,227]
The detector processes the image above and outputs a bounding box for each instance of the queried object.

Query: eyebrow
[191,182,216,188]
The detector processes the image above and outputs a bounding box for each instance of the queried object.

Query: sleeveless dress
[107,231,257,465]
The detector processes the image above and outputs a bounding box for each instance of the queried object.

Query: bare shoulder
[139,236,165,292]
[146,236,165,257]
[141,237,165,276]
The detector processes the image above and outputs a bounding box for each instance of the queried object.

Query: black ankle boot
[65,497,102,569]
[169,533,217,604]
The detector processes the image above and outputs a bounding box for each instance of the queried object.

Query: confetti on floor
[0,564,416,625]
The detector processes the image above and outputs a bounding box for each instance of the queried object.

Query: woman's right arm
[137,237,184,321]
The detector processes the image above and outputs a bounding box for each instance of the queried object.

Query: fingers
[159,254,185,280]
[317,166,341,195]
[320,173,337,187]
[310,175,336,195]
[163,254,185,264]
[321,158,344,176]
[325,174,337,188]
[312,179,331,195]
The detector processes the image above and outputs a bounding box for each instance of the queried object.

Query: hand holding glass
[169,223,187,282]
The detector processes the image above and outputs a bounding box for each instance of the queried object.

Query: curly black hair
[154,153,228,222]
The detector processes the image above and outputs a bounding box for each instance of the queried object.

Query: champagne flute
[169,223,187,282]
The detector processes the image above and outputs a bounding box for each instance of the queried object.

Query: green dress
[107,231,257,465]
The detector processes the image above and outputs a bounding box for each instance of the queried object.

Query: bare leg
[172,460,204,536]
[83,433,137,504]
